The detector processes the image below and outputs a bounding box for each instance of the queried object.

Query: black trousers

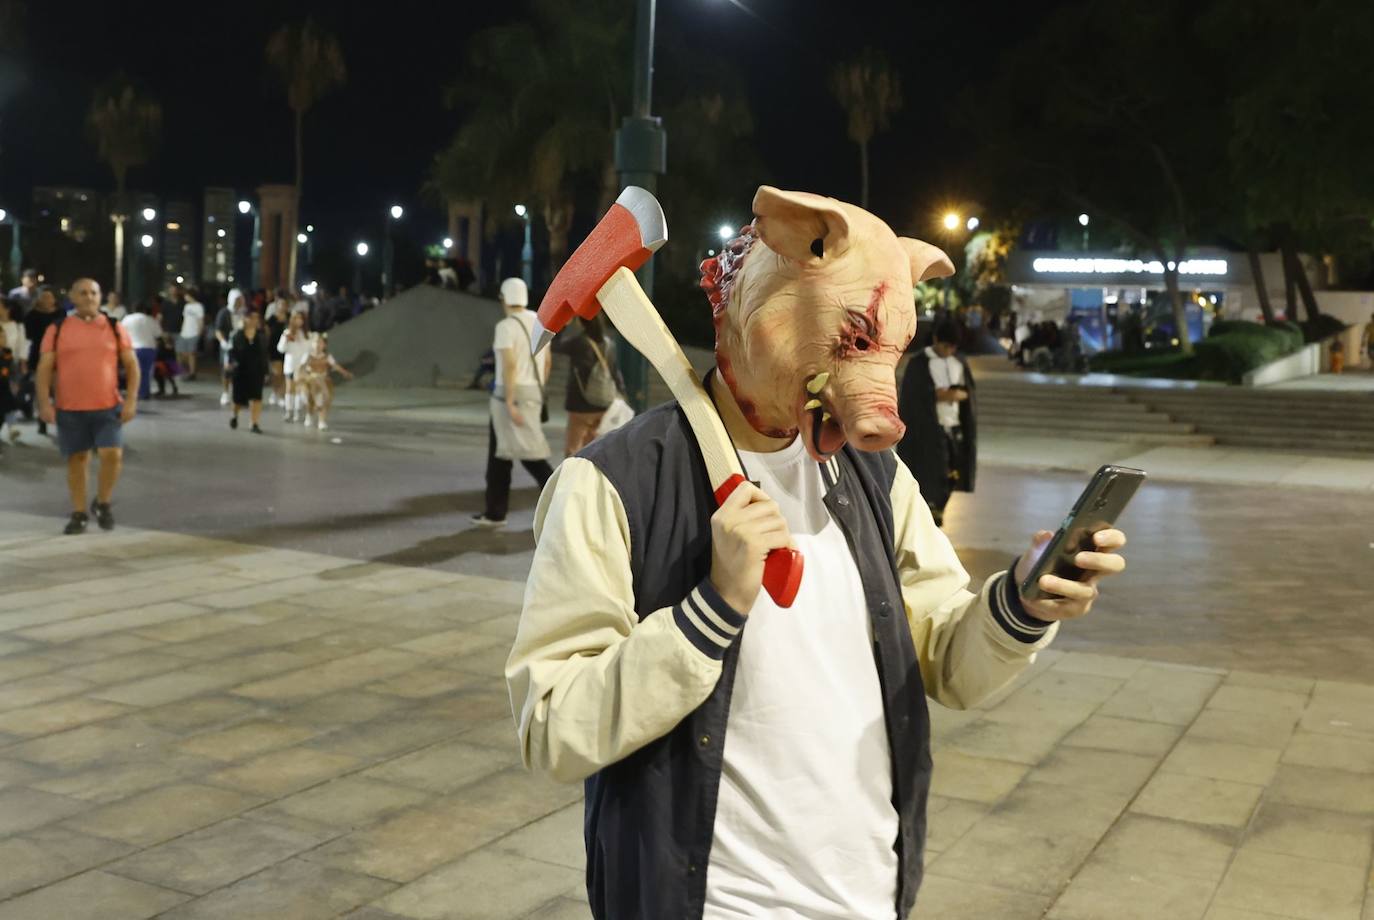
[934,425,966,513]
[484,419,554,520]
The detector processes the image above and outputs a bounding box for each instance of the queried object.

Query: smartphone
[1019,465,1145,601]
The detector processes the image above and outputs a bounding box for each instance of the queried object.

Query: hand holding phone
[1015,465,1141,620]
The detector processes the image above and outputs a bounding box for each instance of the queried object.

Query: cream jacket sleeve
[891,458,1058,710]
[507,457,747,784]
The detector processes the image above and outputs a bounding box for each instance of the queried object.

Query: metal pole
[520,214,533,292]
[9,220,21,288]
[614,0,665,412]
[251,210,261,289]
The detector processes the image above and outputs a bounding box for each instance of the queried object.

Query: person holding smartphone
[897,319,976,527]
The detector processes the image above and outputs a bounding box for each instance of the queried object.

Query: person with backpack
[34,278,140,534]
[563,313,625,455]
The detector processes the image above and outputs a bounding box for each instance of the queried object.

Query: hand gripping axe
[530,186,804,608]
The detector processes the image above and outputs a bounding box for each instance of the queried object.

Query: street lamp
[938,213,968,311]
[942,212,961,232]
[1078,213,1090,250]
[296,232,308,244]
[514,204,533,291]
[141,207,157,222]
[354,242,370,297]
[238,199,261,287]
[383,205,403,297]
[717,224,733,242]
[140,234,154,248]
[966,216,980,232]
[442,237,453,250]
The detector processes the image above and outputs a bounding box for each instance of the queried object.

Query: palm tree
[829,49,903,209]
[266,19,345,288]
[87,79,162,296]
[432,0,629,275]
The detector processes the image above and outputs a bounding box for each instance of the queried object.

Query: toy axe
[531,186,804,608]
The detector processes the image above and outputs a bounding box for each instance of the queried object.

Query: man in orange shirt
[35,278,141,534]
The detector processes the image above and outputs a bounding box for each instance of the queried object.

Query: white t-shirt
[705,436,899,920]
[926,346,965,429]
[278,331,313,376]
[181,301,205,339]
[121,313,161,350]
[492,311,543,391]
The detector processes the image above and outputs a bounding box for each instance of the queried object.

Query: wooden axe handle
[597,267,803,609]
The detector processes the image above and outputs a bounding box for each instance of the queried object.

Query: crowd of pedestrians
[0,270,360,533]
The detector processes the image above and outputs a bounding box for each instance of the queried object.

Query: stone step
[1184,422,1374,443]
[1211,434,1374,457]
[979,410,1196,434]
[981,422,1216,447]
[977,397,1156,414]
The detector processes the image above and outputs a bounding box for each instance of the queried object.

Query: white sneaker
[303,415,314,428]
[267,393,277,406]
[317,420,328,430]
[219,392,229,406]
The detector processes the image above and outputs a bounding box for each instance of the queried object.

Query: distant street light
[0,209,6,222]
[216,228,226,239]
[354,242,370,296]
[442,237,453,249]
[390,205,404,220]
[1078,213,1090,226]
[1078,213,1090,249]
[306,224,314,233]
[238,200,251,215]
[140,234,154,248]
[175,275,184,284]
[966,216,980,232]
[141,207,156,221]
[356,242,369,257]
[717,224,733,242]
[297,233,308,244]
[942,212,961,231]
[515,205,533,290]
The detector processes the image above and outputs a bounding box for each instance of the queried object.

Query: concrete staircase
[976,377,1216,447]
[1127,387,1374,457]
[976,371,1374,457]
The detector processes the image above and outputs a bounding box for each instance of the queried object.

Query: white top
[1,320,28,361]
[926,346,965,429]
[705,436,898,920]
[492,310,543,390]
[180,301,205,339]
[278,331,313,376]
[106,304,127,321]
[121,313,161,350]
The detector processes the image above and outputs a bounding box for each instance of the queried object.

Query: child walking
[294,333,353,430]
[277,311,312,423]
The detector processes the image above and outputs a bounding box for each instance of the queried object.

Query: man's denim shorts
[56,407,123,457]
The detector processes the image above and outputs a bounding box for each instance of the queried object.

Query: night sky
[1,0,1052,269]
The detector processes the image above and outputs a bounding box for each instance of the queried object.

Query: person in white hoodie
[276,311,313,423]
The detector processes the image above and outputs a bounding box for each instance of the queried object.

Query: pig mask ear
[752,186,850,264]
[899,238,956,283]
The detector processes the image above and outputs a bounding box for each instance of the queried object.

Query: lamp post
[1078,213,1090,250]
[940,212,962,311]
[354,241,370,298]
[238,199,261,288]
[613,0,666,411]
[0,209,19,290]
[384,205,403,298]
[514,204,533,292]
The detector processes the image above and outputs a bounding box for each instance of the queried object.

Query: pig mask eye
[843,309,877,353]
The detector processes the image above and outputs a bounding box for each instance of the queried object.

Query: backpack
[579,337,618,409]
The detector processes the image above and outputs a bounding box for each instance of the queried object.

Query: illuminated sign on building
[1031,257,1229,276]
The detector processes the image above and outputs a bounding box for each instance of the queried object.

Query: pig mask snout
[848,406,906,451]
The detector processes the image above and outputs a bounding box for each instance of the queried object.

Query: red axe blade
[530,186,667,355]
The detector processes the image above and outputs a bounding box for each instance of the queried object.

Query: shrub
[1193,329,1298,382]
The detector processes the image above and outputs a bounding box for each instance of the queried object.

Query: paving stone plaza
[1,385,1371,919]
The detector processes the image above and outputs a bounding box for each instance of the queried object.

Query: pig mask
[700,186,955,462]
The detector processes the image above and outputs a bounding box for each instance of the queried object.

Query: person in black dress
[229,311,269,433]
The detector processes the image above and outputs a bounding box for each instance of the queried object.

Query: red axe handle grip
[713,474,805,609]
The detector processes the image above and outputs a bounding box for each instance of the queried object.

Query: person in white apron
[472,278,553,528]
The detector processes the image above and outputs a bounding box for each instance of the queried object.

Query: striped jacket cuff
[672,579,747,660]
[992,560,1054,644]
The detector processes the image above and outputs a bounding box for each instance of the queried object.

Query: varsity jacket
[507,401,1057,920]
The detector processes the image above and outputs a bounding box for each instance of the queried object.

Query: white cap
[499,277,528,307]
